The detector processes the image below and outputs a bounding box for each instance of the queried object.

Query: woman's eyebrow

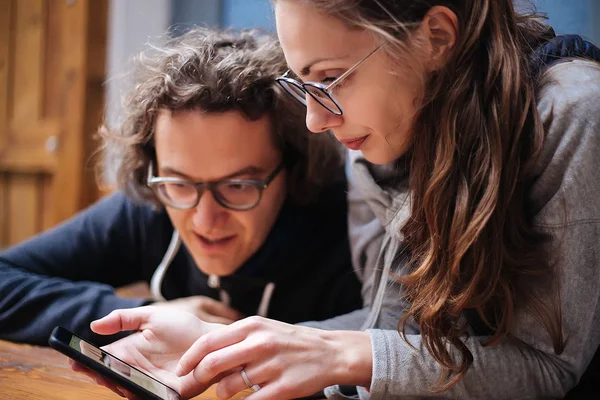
[299,54,350,77]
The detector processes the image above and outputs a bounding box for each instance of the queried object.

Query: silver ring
[240,369,261,391]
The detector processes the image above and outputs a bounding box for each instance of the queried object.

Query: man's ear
[418,6,458,70]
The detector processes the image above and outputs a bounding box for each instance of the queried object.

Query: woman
[83,1,600,399]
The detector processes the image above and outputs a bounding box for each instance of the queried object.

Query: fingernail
[116,386,126,397]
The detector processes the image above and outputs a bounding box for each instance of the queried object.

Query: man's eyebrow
[299,55,349,77]
[160,165,266,181]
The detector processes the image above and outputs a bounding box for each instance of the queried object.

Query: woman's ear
[419,6,458,70]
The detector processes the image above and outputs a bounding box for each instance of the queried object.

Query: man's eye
[225,183,254,191]
[321,77,338,84]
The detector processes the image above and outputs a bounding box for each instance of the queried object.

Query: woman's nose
[304,96,343,133]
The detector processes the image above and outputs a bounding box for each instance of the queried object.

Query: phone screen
[65,333,179,400]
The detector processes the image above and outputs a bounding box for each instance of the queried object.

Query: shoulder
[531,60,600,223]
[535,59,600,171]
[87,191,172,235]
[537,59,600,119]
[92,191,159,221]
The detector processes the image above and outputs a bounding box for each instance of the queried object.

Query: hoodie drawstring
[150,230,181,301]
[360,235,398,330]
[149,231,275,317]
[208,274,275,317]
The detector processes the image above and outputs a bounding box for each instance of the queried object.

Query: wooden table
[0,283,251,399]
[0,338,256,399]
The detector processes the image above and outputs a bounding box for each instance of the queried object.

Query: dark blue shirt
[0,178,362,345]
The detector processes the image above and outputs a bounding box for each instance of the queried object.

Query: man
[0,28,362,345]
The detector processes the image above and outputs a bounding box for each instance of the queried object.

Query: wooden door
[0,0,107,248]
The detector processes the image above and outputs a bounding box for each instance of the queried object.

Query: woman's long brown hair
[278,0,565,389]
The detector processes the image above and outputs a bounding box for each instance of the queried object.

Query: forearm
[368,329,579,399]
[320,330,372,389]
[0,267,147,345]
[0,193,161,345]
[298,307,369,331]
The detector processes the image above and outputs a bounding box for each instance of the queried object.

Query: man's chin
[194,258,240,277]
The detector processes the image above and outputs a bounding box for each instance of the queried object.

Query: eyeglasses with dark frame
[147,161,284,211]
[276,42,387,116]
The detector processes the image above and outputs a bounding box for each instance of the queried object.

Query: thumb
[91,306,156,335]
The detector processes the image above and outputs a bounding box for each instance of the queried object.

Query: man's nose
[191,189,226,231]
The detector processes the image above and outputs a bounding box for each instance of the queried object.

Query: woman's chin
[360,149,401,165]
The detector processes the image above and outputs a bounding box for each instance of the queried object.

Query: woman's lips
[339,135,369,150]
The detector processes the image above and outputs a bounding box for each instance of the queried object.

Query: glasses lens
[215,182,261,210]
[277,79,307,105]
[304,85,342,115]
[154,182,198,209]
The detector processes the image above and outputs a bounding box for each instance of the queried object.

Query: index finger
[175,320,250,377]
[91,306,158,335]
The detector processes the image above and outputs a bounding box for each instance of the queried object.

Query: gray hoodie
[306,59,600,399]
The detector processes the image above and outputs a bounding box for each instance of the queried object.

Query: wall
[221,0,274,31]
[105,0,171,128]
[170,0,274,31]
[170,0,221,30]
[516,0,599,43]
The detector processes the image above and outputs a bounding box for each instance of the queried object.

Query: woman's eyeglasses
[276,42,386,116]
[147,162,284,211]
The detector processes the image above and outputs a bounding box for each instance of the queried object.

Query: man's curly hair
[101,27,342,207]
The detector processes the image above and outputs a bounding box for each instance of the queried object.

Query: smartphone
[48,326,181,400]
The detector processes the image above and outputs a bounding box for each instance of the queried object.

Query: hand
[71,306,223,399]
[153,296,245,324]
[70,359,137,399]
[175,316,374,400]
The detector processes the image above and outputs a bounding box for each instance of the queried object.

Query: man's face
[153,109,287,276]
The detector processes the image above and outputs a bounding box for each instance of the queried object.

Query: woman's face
[275,0,426,164]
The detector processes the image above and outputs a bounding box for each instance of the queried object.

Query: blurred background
[0,0,598,249]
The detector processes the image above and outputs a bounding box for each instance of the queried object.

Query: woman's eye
[322,75,347,93]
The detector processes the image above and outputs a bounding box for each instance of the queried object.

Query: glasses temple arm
[147,162,154,184]
[326,41,387,92]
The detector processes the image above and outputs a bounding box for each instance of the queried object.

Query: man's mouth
[195,233,236,249]
[202,236,230,243]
